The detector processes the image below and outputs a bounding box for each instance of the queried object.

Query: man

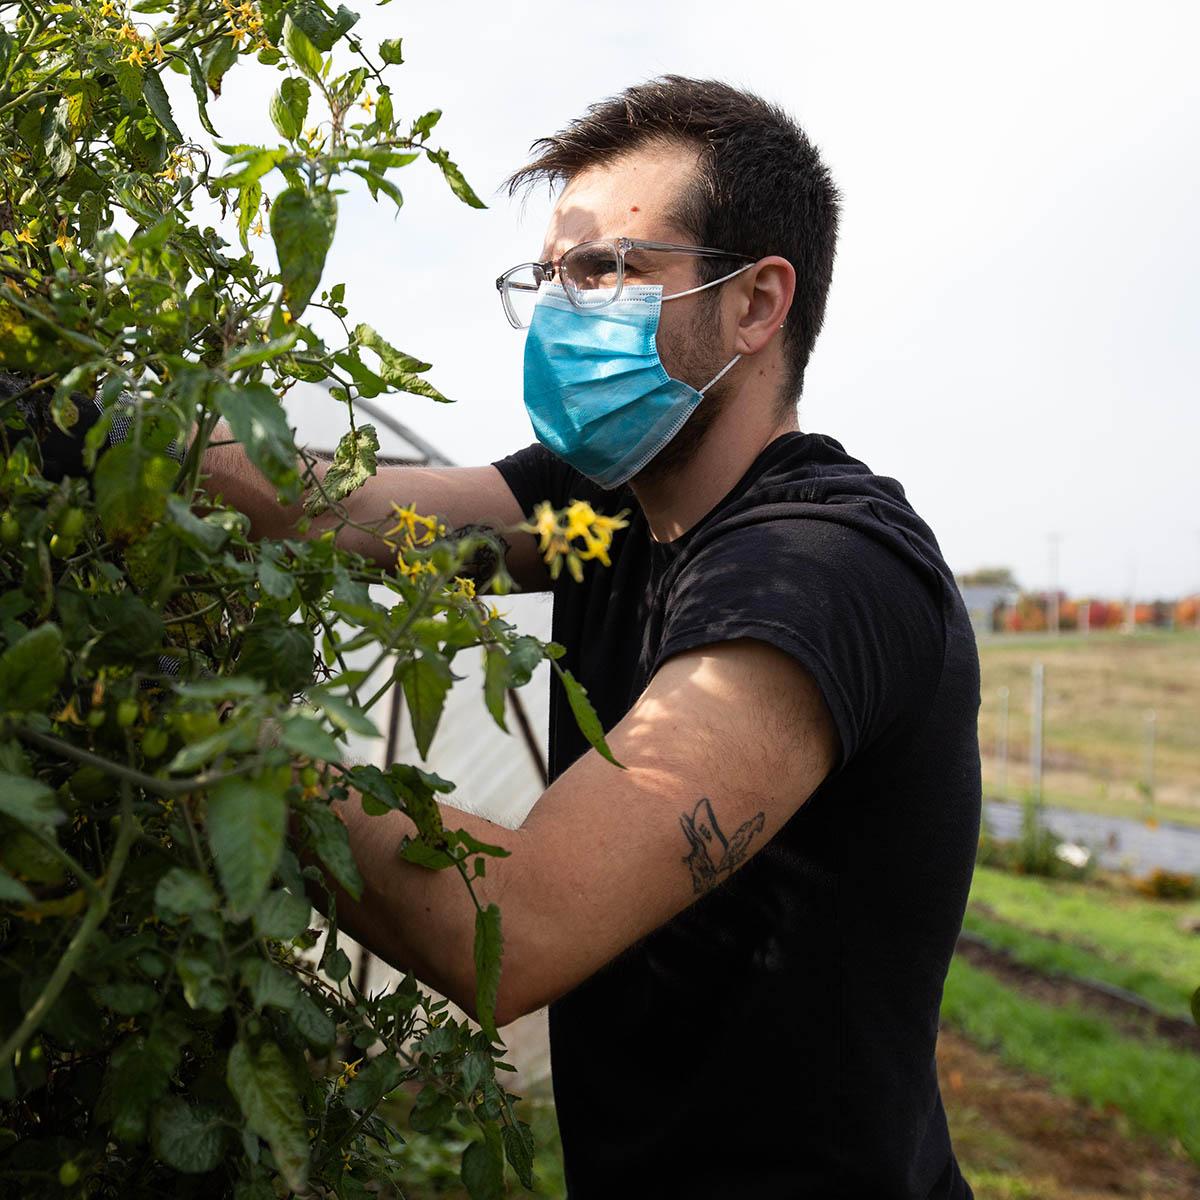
[207,77,981,1198]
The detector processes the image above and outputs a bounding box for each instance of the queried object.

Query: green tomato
[86,706,106,729]
[57,506,85,540]
[58,1161,81,1187]
[0,511,19,547]
[116,698,139,728]
[49,532,77,559]
[142,726,169,759]
[300,766,319,789]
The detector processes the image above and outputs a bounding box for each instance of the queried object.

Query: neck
[630,391,800,544]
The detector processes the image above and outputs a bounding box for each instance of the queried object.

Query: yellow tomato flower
[450,575,476,599]
[361,94,375,113]
[16,226,35,247]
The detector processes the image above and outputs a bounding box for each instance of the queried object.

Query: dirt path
[939,1029,1200,1199]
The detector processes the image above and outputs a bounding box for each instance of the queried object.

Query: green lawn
[941,957,1200,1161]
[967,865,1200,1017]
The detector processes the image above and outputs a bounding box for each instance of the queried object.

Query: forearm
[319,795,527,1022]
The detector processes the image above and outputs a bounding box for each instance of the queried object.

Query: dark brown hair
[506,76,841,401]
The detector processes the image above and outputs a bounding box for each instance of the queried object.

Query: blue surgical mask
[522,268,750,488]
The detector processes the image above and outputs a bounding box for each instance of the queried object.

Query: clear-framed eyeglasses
[495,236,756,329]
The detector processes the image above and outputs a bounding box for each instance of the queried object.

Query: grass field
[977,630,1200,825]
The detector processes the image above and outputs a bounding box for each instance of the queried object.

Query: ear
[728,256,795,358]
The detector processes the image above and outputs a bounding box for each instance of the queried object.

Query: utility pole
[1048,532,1061,636]
[1030,663,1045,808]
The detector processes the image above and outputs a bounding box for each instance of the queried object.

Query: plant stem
[0,781,136,1069]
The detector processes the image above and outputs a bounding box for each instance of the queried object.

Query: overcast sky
[192,0,1200,599]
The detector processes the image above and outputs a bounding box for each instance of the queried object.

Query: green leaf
[412,110,441,139]
[154,867,219,920]
[270,76,310,141]
[280,712,343,762]
[310,688,378,737]
[289,989,336,1051]
[0,624,65,712]
[303,423,378,516]
[152,1097,227,1174]
[242,957,300,1011]
[402,652,453,758]
[556,666,622,767]
[429,148,485,208]
[98,1021,184,1142]
[142,69,181,140]
[227,1040,310,1193]
[237,179,262,250]
[0,869,33,904]
[353,323,431,375]
[206,779,286,915]
[302,802,363,899]
[90,981,159,1015]
[473,903,503,1043]
[270,186,337,320]
[225,332,300,374]
[254,888,311,939]
[42,97,74,178]
[483,646,508,732]
[461,1126,504,1200]
[397,838,456,871]
[219,147,288,189]
[285,0,360,50]
[214,381,298,498]
[502,1121,535,1189]
[0,773,61,829]
[342,1053,403,1109]
[94,442,177,542]
[184,50,219,136]
[283,15,324,81]
[379,38,403,64]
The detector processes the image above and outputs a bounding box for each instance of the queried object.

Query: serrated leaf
[98,1022,184,1143]
[283,15,324,81]
[280,712,343,762]
[94,441,176,542]
[304,424,378,516]
[42,97,74,178]
[301,803,363,899]
[142,69,181,140]
[270,186,336,320]
[0,624,65,712]
[403,652,453,759]
[214,381,298,498]
[154,867,218,920]
[270,75,310,140]
[353,323,431,375]
[0,772,62,829]
[473,903,503,1043]
[429,148,485,208]
[184,50,219,135]
[342,1053,403,1109]
[461,1126,504,1200]
[152,1097,226,1174]
[556,666,621,767]
[206,779,286,915]
[238,179,262,251]
[227,1040,310,1193]
[254,888,312,939]
[502,1121,535,1189]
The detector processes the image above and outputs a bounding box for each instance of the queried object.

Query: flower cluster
[524,499,630,583]
[221,0,270,51]
[113,20,165,67]
[384,502,447,581]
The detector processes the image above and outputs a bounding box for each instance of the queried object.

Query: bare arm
[200,430,552,592]
[322,638,838,1028]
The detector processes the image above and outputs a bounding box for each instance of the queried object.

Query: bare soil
[939,1029,1200,1199]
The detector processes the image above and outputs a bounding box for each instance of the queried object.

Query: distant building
[957,583,1019,638]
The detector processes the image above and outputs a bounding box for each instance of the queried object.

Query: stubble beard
[631,296,733,489]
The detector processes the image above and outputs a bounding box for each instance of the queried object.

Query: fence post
[1142,708,1157,823]
[1030,662,1045,808]
[996,685,1010,800]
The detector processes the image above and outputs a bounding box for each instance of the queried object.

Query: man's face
[539,142,736,484]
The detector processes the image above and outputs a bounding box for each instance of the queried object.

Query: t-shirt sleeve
[655,518,946,770]
[491,441,626,519]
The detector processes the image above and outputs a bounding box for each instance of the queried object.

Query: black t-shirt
[492,432,980,1199]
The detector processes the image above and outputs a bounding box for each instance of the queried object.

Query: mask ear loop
[661,261,756,302]
[698,354,741,395]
